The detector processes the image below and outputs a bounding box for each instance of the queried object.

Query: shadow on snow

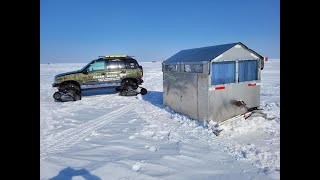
[81,88,118,97]
[49,167,101,180]
[141,90,163,109]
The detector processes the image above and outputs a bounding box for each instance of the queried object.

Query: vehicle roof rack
[99,55,135,58]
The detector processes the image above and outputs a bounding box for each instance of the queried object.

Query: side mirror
[83,70,88,74]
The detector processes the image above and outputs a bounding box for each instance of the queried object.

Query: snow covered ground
[40,60,280,180]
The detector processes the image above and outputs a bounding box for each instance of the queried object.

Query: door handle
[101,73,106,75]
[121,71,126,73]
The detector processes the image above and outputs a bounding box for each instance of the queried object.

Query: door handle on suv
[101,73,106,75]
[121,71,126,73]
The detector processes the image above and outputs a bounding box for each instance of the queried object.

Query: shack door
[179,73,198,119]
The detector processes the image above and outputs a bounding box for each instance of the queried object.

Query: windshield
[79,60,96,72]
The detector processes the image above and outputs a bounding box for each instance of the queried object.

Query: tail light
[138,65,143,78]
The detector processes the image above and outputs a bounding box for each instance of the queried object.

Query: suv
[52,55,147,102]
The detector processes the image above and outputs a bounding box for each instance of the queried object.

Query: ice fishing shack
[162,42,264,123]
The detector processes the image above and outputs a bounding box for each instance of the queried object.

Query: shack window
[166,64,178,72]
[211,61,236,85]
[184,64,203,73]
[238,60,258,82]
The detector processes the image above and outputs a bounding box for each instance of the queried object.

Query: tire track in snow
[40,105,134,160]
[40,103,56,142]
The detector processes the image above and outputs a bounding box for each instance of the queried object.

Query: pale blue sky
[40,0,280,63]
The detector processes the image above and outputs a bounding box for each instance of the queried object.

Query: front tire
[73,93,81,101]
[53,92,61,100]
[56,83,82,102]
[58,83,81,94]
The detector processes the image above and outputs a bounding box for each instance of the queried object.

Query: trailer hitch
[232,100,246,107]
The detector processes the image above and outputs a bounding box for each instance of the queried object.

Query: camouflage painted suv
[52,55,147,102]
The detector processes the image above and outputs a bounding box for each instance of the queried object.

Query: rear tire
[121,79,138,90]
[131,83,138,90]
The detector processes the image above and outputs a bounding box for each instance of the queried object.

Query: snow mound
[132,161,146,171]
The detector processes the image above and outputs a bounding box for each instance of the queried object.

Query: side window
[211,61,236,85]
[127,60,138,69]
[184,64,203,73]
[118,61,126,69]
[107,60,126,70]
[238,60,258,82]
[87,61,105,72]
[165,64,178,72]
[107,61,119,70]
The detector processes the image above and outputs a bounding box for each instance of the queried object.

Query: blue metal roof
[165,42,239,63]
